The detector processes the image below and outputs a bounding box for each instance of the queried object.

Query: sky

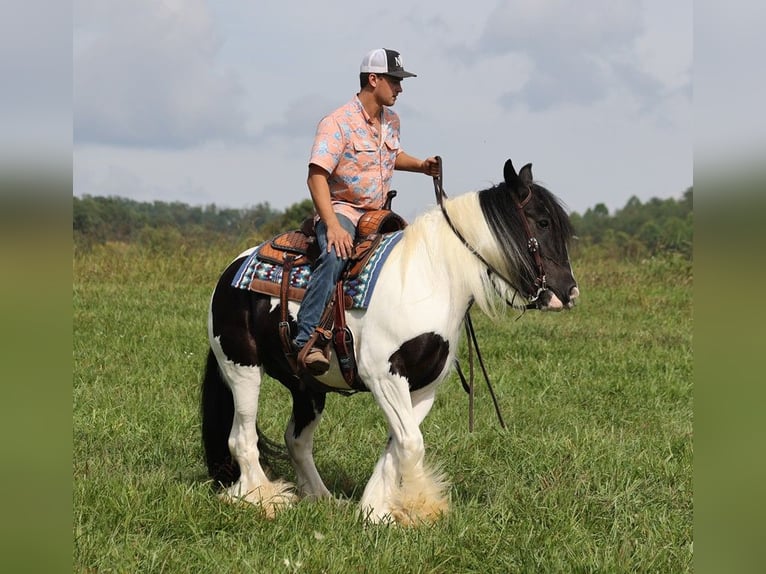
[72,0,694,220]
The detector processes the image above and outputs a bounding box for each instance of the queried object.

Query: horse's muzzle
[538,285,579,311]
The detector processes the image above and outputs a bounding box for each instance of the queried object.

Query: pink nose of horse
[549,285,579,310]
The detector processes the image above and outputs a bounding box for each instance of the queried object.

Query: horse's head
[479,159,579,311]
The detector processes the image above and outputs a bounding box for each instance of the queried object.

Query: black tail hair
[201,348,239,485]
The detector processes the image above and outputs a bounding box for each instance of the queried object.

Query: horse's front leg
[360,383,449,525]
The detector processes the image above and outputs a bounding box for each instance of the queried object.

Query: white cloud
[478,0,642,53]
[460,0,680,112]
[74,0,247,147]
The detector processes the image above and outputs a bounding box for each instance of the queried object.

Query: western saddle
[255,191,406,391]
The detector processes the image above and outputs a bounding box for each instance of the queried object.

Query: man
[294,48,440,375]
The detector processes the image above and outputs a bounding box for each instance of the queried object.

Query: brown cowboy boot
[302,346,330,375]
[298,341,330,377]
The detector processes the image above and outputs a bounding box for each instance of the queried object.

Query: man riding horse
[294,48,439,374]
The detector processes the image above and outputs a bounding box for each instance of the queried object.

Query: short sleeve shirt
[309,96,402,225]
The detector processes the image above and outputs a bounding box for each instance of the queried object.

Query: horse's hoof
[219,480,297,518]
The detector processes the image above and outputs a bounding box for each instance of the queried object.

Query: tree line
[73,188,692,258]
[569,188,692,258]
[73,195,315,250]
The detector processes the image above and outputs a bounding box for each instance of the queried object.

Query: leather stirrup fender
[278,254,297,362]
[332,281,360,388]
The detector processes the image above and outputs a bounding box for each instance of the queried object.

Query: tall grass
[73,241,692,573]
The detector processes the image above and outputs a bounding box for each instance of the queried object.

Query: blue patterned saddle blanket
[231,231,403,309]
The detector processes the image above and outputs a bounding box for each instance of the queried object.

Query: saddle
[252,209,406,303]
[255,193,406,391]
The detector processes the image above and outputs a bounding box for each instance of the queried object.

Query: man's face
[373,74,403,106]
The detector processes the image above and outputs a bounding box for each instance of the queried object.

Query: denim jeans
[294,213,357,348]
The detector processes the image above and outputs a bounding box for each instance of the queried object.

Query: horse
[201,159,579,524]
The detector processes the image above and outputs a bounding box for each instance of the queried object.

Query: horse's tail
[201,348,239,485]
[201,348,289,486]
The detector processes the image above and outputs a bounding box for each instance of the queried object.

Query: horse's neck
[402,195,497,312]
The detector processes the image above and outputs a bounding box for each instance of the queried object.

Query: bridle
[514,188,549,308]
[431,156,547,310]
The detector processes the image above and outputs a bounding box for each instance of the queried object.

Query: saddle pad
[231,231,404,309]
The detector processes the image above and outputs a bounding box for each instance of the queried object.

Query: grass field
[73,241,692,573]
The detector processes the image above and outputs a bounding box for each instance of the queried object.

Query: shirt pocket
[384,134,400,153]
[383,134,400,171]
[352,139,379,169]
[352,139,377,153]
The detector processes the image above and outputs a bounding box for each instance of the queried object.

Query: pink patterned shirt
[308,96,402,225]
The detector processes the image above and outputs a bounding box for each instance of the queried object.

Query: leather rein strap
[431,156,507,431]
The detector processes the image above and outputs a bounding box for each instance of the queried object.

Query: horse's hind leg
[215,357,297,517]
[284,388,332,500]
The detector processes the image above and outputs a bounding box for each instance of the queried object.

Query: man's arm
[394,152,440,176]
[307,163,354,259]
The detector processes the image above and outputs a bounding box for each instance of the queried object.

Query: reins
[431,156,508,431]
[454,312,507,431]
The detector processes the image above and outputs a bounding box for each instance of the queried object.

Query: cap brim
[388,70,417,78]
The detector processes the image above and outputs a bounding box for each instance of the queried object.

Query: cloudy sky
[73,0,693,220]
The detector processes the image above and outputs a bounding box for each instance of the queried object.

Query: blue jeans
[294,213,357,348]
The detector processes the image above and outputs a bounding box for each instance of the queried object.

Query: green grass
[73,242,692,573]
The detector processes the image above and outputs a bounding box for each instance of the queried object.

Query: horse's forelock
[477,183,536,280]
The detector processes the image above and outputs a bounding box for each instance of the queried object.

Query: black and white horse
[201,159,578,524]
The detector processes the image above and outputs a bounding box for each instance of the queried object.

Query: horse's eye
[538,219,550,229]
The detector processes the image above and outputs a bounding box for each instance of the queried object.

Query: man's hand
[307,163,354,259]
[325,220,354,259]
[421,156,441,177]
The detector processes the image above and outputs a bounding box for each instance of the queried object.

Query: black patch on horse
[289,389,327,439]
[388,333,450,391]
[210,257,259,367]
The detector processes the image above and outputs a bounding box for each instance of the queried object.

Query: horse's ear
[519,163,534,186]
[503,159,520,188]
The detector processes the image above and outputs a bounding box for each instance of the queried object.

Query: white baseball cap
[359,48,417,78]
